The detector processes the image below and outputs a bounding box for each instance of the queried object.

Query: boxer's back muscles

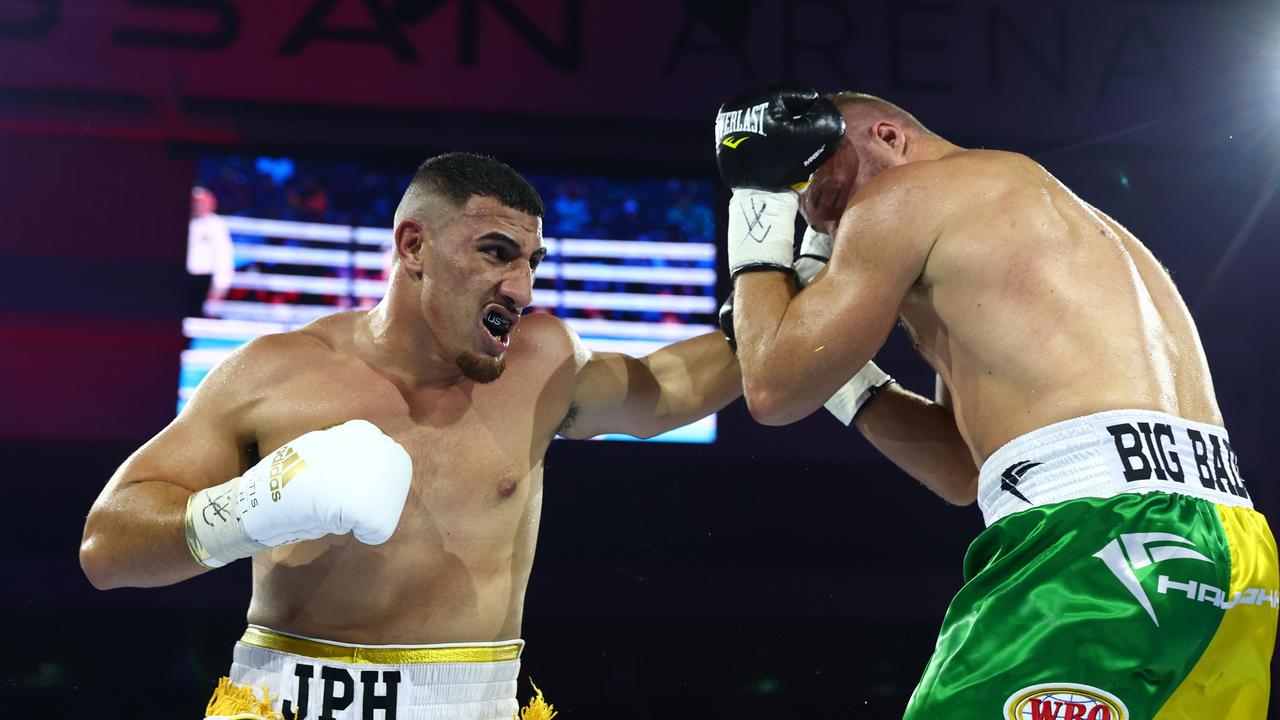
[882,150,1220,460]
[716,85,1271,717]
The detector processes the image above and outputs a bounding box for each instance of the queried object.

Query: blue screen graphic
[182,155,719,443]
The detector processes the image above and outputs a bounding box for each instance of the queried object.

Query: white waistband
[228,626,523,720]
[977,409,1252,526]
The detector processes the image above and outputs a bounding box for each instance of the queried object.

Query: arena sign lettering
[282,662,401,720]
[0,1,1207,142]
[0,0,581,65]
[1104,421,1248,499]
[1003,683,1128,720]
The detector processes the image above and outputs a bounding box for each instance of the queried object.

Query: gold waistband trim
[238,627,522,664]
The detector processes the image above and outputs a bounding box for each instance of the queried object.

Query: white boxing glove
[184,419,412,568]
[726,188,800,277]
[792,227,895,425]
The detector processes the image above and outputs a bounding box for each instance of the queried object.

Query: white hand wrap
[824,362,894,425]
[184,419,413,568]
[787,228,895,424]
[794,226,834,286]
[727,188,799,276]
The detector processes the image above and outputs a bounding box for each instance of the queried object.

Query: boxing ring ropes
[180,215,720,442]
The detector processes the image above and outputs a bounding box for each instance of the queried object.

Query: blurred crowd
[190,156,719,323]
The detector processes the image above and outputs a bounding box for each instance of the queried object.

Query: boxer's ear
[870,120,911,158]
[394,219,425,280]
[873,121,901,152]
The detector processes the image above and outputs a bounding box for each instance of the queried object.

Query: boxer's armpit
[556,405,580,437]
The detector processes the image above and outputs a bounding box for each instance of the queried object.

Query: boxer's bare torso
[887,150,1221,461]
[199,310,580,644]
[83,164,741,663]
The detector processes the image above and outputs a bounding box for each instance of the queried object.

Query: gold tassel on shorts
[204,676,284,720]
[517,679,557,720]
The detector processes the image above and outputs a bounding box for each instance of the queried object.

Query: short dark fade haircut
[410,152,544,218]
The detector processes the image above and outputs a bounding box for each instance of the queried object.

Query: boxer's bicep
[823,195,935,317]
[82,338,279,587]
[777,201,932,380]
[738,186,939,424]
[104,338,272,502]
[559,351,652,440]
[113,398,244,498]
[562,332,741,440]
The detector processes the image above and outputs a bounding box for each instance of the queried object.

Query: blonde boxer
[715,83,1276,720]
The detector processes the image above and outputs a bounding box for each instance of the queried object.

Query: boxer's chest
[249,360,554,512]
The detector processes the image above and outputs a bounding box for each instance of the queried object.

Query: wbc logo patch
[1004,683,1128,720]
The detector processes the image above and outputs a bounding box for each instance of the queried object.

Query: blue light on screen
[180,156,719,444]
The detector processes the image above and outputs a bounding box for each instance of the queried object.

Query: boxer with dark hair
[715,84,1276,719]
[81,152,742,720]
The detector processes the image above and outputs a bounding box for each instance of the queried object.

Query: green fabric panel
[904,493,1230,720]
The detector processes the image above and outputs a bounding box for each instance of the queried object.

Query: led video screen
[182,155,719,443]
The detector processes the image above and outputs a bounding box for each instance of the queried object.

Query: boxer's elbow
[939,474,978,507]
[79,510,139,590]
[739,353,809,425]
[79,532,124,590]
[743,383,804,426]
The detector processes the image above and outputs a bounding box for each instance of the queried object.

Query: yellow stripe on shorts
[238,626,523,665]
[1155,505,1278,719]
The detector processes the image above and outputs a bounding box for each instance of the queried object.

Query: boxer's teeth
[483,311,512,337]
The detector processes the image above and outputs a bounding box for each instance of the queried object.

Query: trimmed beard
[455,351,506,383]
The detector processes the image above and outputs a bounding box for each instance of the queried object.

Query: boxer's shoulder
[932,149,1046,197]
[840,162,963,246]
[934,147,1031,170]
[295,310,362,354]
[851,150,1040,227]
[509,312,582,368]
[244,327,337,370]
[252,311,372,377]
[200,324,344,406]
[506,312,588,407]
[868,149,1029,190]
[176,330,329,444]
[849,159,957,212]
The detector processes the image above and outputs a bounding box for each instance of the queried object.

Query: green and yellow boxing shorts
[904,409,1277,720]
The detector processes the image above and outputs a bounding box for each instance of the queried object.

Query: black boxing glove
[718,293,737,352]
[714,81,845,192]
[715,82,845,277]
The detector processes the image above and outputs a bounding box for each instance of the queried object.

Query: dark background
[3,1,1279,717]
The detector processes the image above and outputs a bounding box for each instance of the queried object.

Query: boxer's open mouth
[482,308,515,337]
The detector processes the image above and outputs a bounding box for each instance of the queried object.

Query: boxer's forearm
[80,480,209,589]
[733,272,803,422]
[854,383,979,505]
[733,271,880,425]
[638,331,743,436]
